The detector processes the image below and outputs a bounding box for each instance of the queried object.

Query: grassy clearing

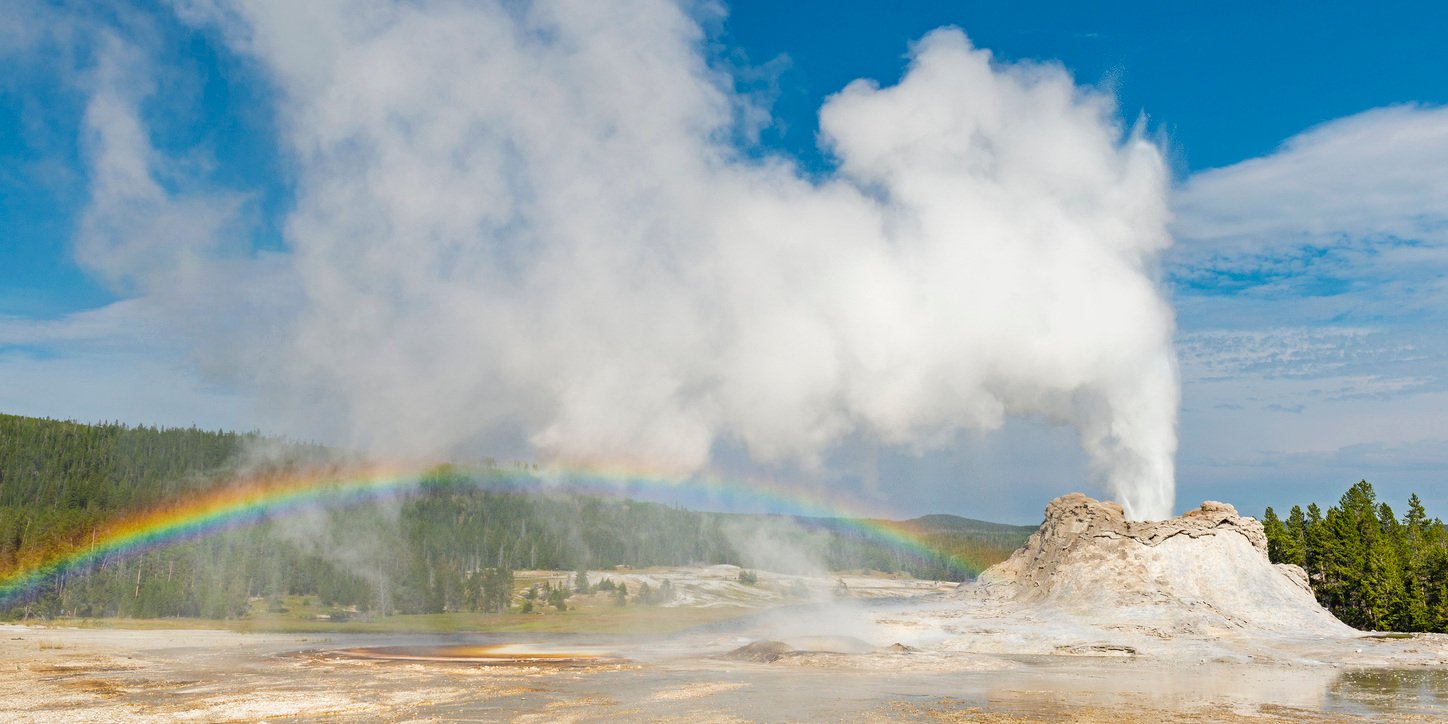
[35,571,756,635]
[56,605,748,635]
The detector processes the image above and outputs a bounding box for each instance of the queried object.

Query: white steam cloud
[138,1,1176,517]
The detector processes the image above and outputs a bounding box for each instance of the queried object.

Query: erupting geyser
[977,493,1353,636]
[146,3,1182,520]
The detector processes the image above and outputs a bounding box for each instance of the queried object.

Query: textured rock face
[977,493,1353,636]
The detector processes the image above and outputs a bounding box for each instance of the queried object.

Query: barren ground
[3,566,1448,722]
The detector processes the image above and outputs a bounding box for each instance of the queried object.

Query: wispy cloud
[1176,327,1426,382]
[1174,104,1448,248]
[1171,105,1448,323]
[72,30,253,298]
[0,298,246,430]
[1169,105,1448,509]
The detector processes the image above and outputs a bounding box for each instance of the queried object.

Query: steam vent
[977,493,1354,637]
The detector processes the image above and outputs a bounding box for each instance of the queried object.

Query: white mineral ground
[5,493,1448,722]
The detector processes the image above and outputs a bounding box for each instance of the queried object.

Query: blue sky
[3,0,1447,523]
[723,1,1448,173]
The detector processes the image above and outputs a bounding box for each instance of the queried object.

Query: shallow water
[302,634,1448,721]
[1327,668,1448,718]
[274,603,1448,721]
[6,619,1448,721]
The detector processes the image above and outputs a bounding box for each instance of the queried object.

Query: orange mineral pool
[325,643,622,666]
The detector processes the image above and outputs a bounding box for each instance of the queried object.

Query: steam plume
[165,1,1178,518]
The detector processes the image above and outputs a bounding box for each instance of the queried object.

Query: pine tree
[1303,502,1326,583]
[1402,495,1431,630]
[1266,482,1448,633]
[1282,505,1308,567]
[1263,507,1289,563]
[1360,502,1406,630]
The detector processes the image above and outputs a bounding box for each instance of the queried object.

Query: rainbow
[542,462,1002,570]
[0,462,1001,602]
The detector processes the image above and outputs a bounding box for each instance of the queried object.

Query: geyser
[978,493,1354,636]
[87,1,1179,518]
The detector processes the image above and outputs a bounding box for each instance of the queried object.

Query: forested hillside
[0,413,257,508]
[1,414,1028,620]
[1264,480,1448,632]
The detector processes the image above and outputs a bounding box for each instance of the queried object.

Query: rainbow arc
[0,463,999,601]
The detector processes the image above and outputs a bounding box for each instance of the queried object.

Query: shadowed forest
[0,414,1030,620]
[8,412,1448,636]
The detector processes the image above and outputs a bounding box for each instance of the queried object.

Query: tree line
[1,413,1026,620]
[1264,480,1448,632]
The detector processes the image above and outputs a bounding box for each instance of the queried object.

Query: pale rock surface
[975,492,1355,638]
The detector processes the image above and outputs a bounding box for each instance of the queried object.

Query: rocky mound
[720,636,888,663]
[977,493,1354,636]
[722,640,795,663]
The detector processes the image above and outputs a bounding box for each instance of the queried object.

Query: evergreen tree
[1401,495,1432,630]
[1304,502,1326,581]
[479,567,513,613]
[1282,505,1308,567]
[1265,481,1448,633]
[1263,507,1289,563]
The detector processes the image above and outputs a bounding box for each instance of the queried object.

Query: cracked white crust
[972,492,1351,637]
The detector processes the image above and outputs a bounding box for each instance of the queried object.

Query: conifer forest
[0,413,1029,619]
[1264,480,1448,632]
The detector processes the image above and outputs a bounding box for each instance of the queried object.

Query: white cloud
[72,30,252,298]
[1,300,170,348]
[1176,327,1426,383]
[18,2,1447,523]
[1170,105,1448,333]
[1169,105,1448,512]
[1174,104,1448,249]
[128,3,1181,518]
[0,300,247,430]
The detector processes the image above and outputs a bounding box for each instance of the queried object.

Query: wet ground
[323,641,624,666]
[5,620,1448,722]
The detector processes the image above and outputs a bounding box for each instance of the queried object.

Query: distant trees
[472,567,513,613]
[546,585,568,611]
[633,579,676,605]
[1,412,1028,621]
[1265,481,1448,632]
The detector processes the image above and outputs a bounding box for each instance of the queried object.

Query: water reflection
[1329,668,1448,718]
[308,636,1448,719]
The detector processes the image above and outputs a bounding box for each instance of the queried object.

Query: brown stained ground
[869,699,1369,723]
[16,504,1447,722]
[5,625,1447,723]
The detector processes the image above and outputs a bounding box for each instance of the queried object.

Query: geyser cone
[978,493,1355,637]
